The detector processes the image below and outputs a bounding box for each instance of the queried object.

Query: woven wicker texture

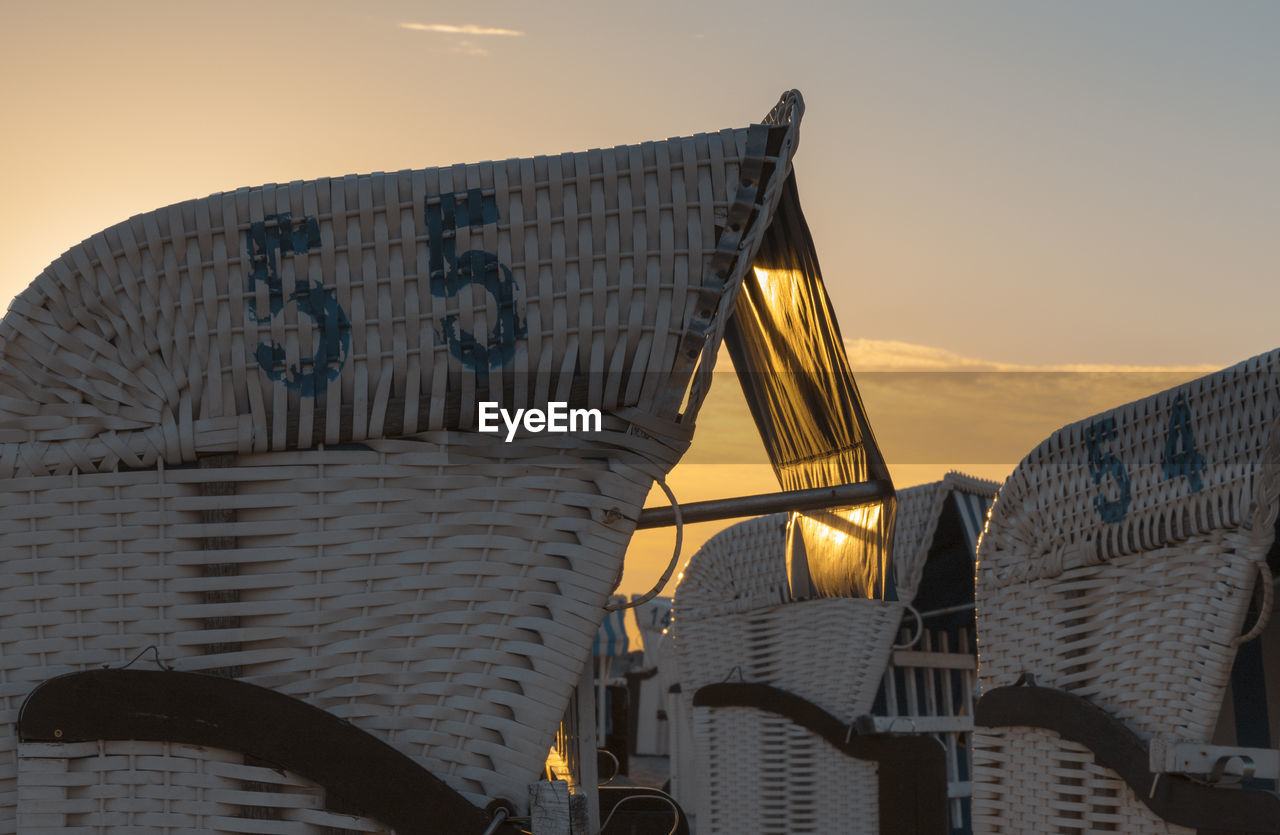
[0,92,810,829]
[892,471,999,605]
[18,740,391,834]
[692,707,879,835]
[673,513,902,724]
[975,350,1280,833]
[671,513,791,621]
[0,93,803,480]
[677,599,902,722]
[972,729,1188,834]
[0,427,671,824]
[983,350,1280,586]
[671,513,902,833]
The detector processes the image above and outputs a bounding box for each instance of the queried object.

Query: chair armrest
[19,669,521,835]
[977,683,1280,833]
[694,682,948,835]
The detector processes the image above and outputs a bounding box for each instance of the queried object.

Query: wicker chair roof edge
[0,90,806,480]
[981,347,1280,585]
[894,472,1000,604]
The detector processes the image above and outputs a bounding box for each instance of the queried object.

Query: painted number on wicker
[426,190,527,376]
[1087,395,1206,523]
[1162,392,1206,493]
[245,213,352,396]
[1086,416,1131,523]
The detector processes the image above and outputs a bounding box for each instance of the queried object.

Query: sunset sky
[2,2,1276,597]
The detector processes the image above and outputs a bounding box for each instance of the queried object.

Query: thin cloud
[399,22,525,37]
[452,40,490,56]
[844,338,1218,373]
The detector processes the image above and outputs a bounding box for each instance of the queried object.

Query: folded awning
[726,173,897,600]
[593,607,631,658]
[954,488,994,552]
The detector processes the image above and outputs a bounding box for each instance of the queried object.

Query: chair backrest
[673,513,792,622]
[0,92,808,832]
[666,515,784,816]
[674,513,902,710]
[670,513,903,833]
[974,349,1280,833]
[0,91,806,482]
[669,470,1001,833]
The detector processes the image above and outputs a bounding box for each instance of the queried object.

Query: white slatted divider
[870,626,977,831]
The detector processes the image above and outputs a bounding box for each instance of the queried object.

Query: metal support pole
[918,602,977,620]
[635,479,893,529]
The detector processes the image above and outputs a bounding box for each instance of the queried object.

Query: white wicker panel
[672,512,904,834]
[672,513,790,621]
[979,532,1258,743]
[1,95,805,477]
[972,729,1189,834]
[677,598,902,722]
[984,351,1280,587]
[692,707,878,835]
[17,740,391,835]
[0,425,668,823]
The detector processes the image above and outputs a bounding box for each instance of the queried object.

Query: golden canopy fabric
[726,174,897,600]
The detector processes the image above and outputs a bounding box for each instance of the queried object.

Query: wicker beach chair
[973,350,1280,833]
[669,474,995,834]
[0,92,808,833]
[671,513,913,834]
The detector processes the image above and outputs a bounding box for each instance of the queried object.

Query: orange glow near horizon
[614,347,1206,600]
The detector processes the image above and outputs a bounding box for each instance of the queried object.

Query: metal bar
[919,602,977,620]
[635,479,893,529]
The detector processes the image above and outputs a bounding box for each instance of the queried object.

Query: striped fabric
[953,489,993,555]
[593,606,632,658]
